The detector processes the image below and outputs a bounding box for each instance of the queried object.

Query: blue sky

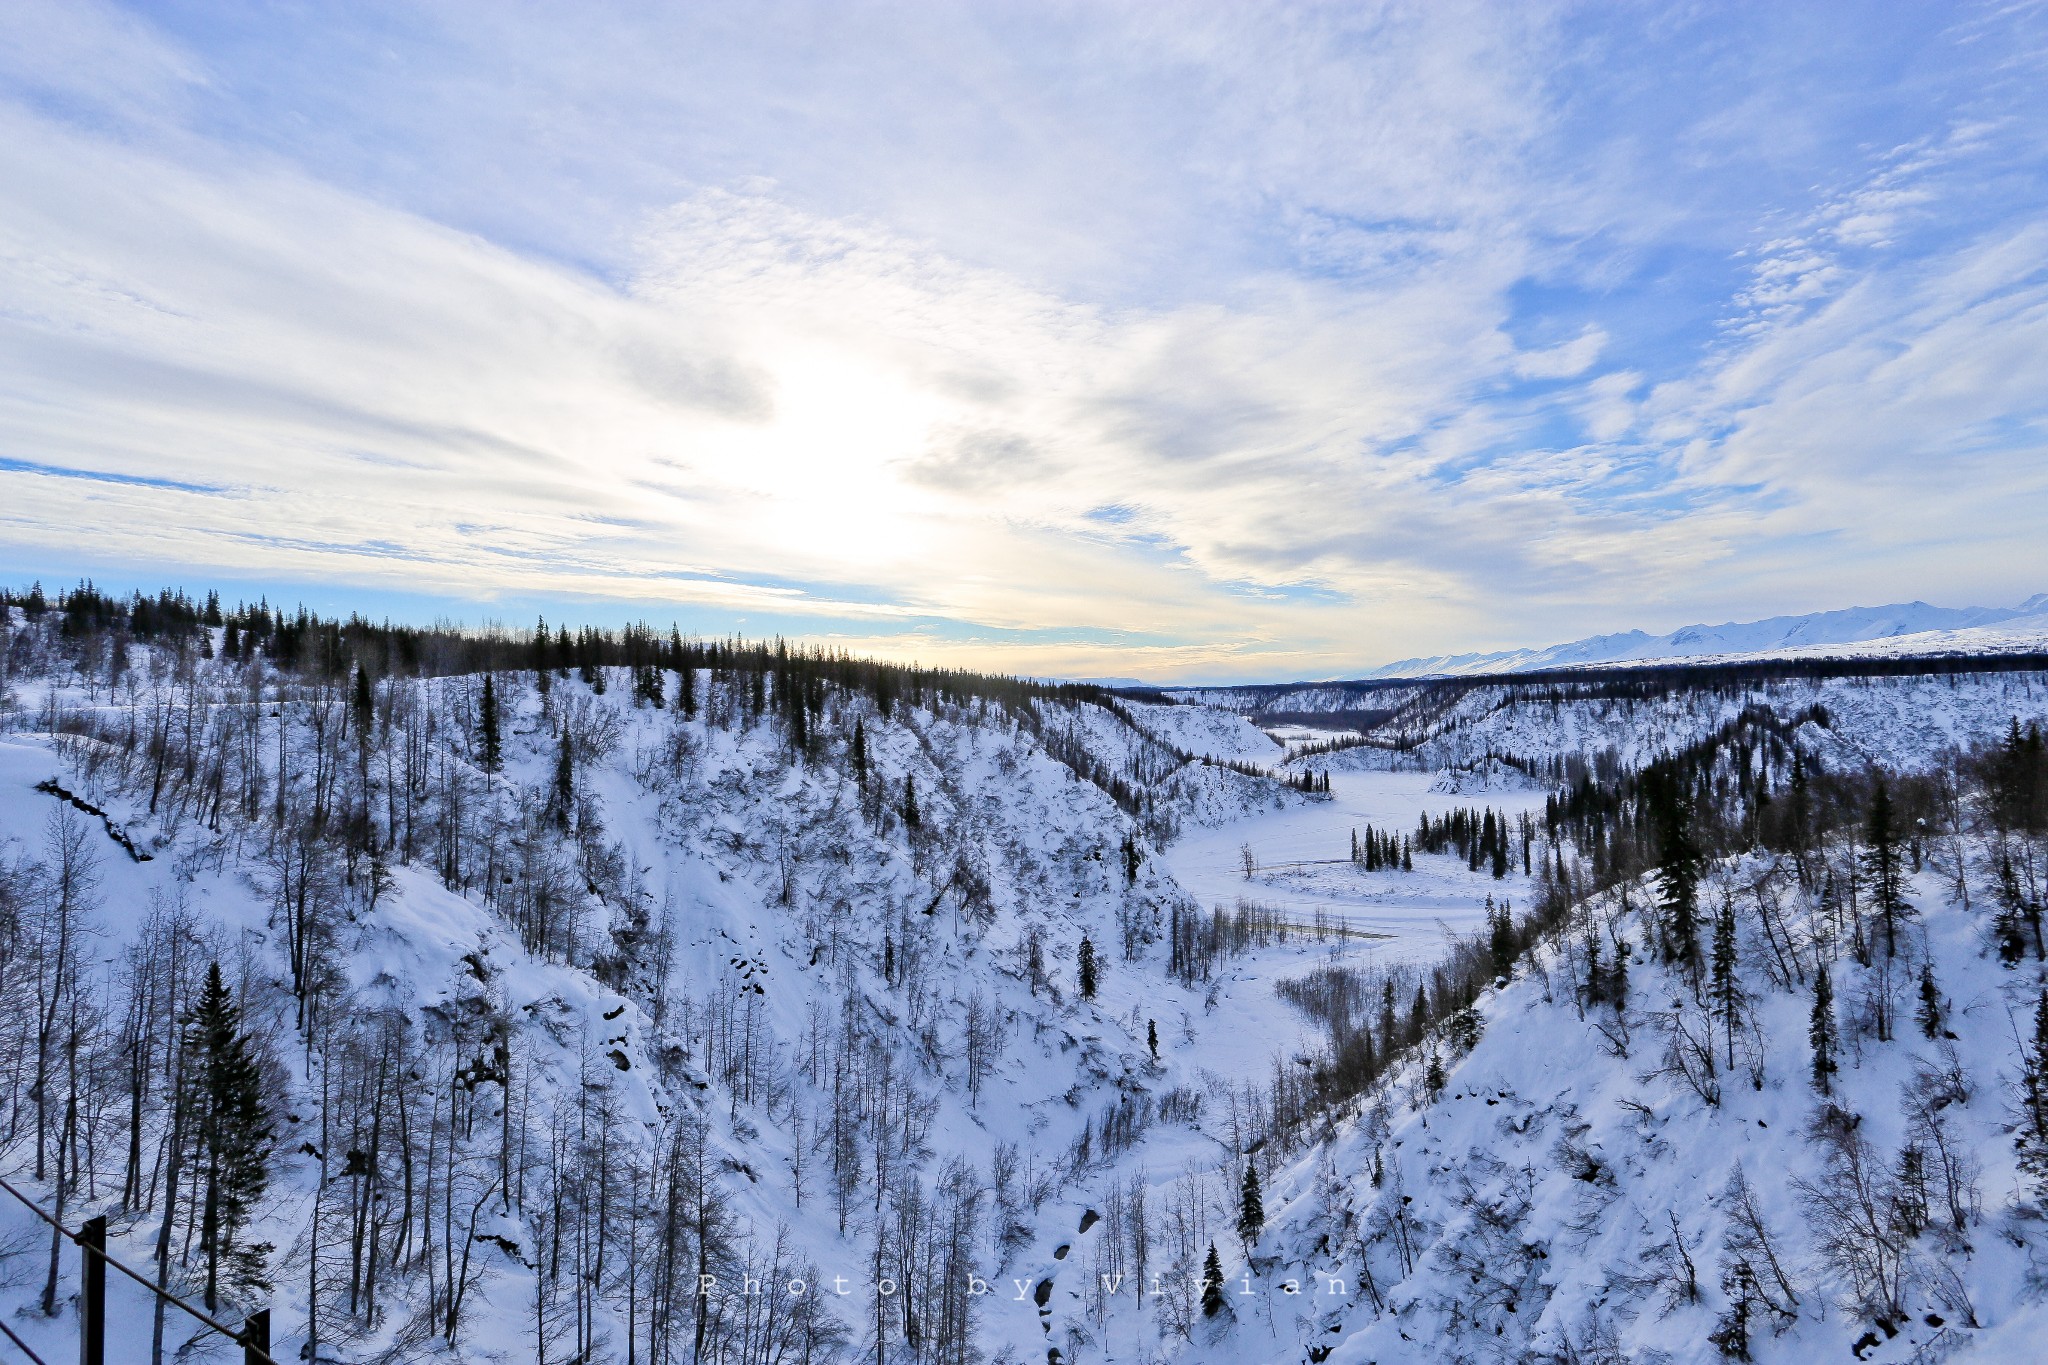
[2,1,2045,681]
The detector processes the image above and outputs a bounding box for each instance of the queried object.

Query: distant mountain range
[1352,594,2048,679]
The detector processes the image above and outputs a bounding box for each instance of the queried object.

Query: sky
[1,1,2046,683]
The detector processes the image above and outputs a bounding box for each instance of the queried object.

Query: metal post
[78,1215,105,1365]
[242,1308,270,1365]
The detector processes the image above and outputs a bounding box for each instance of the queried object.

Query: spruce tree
[850,719,869,787]
[1655,790,1701,964]
[2020,991,2048,1191]
[902,775,920,830]
[1238,1163,1264,1245]
[1863,779,1911,958]
[1148,1018,1159,1060]
[1809,962,1838,1096]
[1201,1243,1226,1317]
[352,664,374,741]
[1488,896,1515,979]
[478,674,502,774]
[1710,897,1742,1069]
[1078,936,1098,1000]
[185,963,274,1310]
[1915,961,1944,1039]
[553,726,575,831]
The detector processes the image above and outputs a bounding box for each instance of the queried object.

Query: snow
[3,612,2047,1364]
[1161,770,1549,966]
[1227,594,2048,681]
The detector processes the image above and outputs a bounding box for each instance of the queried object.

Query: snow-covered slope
[4,598,2047,1365]
[1205,855,2048,1365]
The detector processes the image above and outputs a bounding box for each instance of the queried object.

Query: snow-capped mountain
[1357,594,2048,679]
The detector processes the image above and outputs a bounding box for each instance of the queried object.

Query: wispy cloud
[0,1,2044,680]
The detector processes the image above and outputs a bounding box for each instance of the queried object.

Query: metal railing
[0,1175,275,1365]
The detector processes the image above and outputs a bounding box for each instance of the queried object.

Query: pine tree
[532,617,552,698]
[1147,1018,1159,1060]
[1915,961,1944,1039]
[1122,832,1142,885]
[1201,1243,1226,1317]
[1424,1051,1446,1102]
[850,719,869,787]
[478,674,502,774]
[1078,936,1098,1000]
[1710,897,1742,1069]
[1238,1163,1264,1245]
[185,963,274,1310]
[1863,779,1911,958]
[901,774,920,830]
[1810,962,1838,1095]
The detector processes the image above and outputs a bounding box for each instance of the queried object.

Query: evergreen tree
[677,652,697,718]
[1611,939,1630,1012]
[1710,897,1742,1069]
[1810,962,1838,1095]
[1915,961,1944,1039]
[1078,936,1098,1000]
[1487,896,1515,979]
[1147,1018,1159,1060]
[850,718,869,787]
[1863,779,1911,958]
[1424,1051,1446,1102]
[1121,832,1142,885]
[2020,991,2048,1192]
[532,617,552,698]
[185,963,274,1309]
[478,674,502,774]
[1201,1244,1226,1317]
[552,726,575,831]
[1238,1163,1264,1245]
[902,775,920,830]
[352,664,374,738]
[1655,789,1701,964]
[1401,837,1412,873]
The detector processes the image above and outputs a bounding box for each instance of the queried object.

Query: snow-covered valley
[3,591,2048,1365]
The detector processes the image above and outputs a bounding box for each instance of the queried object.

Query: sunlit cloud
[1,0,2045,681]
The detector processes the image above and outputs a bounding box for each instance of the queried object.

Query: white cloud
[0,2,2045,680]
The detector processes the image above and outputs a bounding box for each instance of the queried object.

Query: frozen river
[1160,767,1554,966]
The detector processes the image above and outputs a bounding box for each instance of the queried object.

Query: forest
[0,579,2046,1363]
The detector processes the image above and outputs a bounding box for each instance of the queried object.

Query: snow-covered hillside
[3,590,2047,1365]
[1205,855,2048,1365]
